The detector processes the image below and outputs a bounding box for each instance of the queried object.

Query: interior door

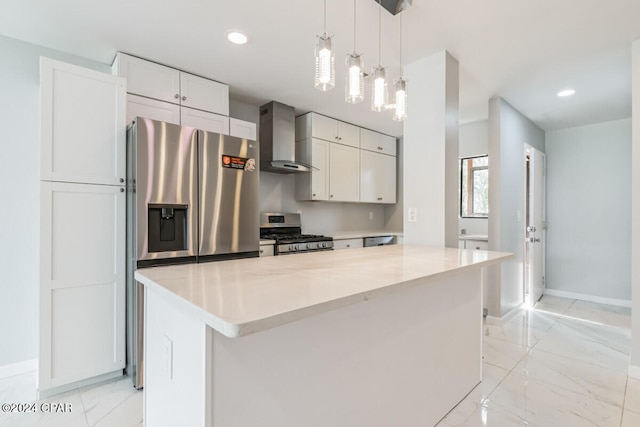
[526,146,546,303]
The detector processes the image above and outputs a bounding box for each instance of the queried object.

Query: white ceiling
[2,0,640,137]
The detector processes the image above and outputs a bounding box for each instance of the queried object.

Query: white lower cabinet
[259,244,274,257]
[460,239,489,250]
[333,238,364,250]
[39,182,125,392]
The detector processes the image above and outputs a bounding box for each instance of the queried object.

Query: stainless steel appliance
[126,117,259,388]
[364,235,396,247]
[260,212,333,254]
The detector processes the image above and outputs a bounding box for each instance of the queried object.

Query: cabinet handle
[330,194,334,198]
[120,178,124,183]
[335,136,339,140]
[346,244,350,248]
[120,188,125,193]
[259,249,264,254]
[182,96,187,101]
[175,94,180,99]
[339,137,342,140]
[312,193,316,197]
[378,146,383,150]
[377,197,382,201]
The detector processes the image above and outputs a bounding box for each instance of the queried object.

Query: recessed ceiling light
[557,89,575,97]
[226,31,248,45]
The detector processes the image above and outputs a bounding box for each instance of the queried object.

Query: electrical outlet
[408,207,418,223]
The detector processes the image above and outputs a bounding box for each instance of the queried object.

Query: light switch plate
[163,335,173,379]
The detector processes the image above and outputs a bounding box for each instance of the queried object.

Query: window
[460,155,489,218]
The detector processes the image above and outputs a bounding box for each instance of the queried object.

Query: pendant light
[371,0,388,112]
[345,0,364,103]
[315,0,335,91]
[393,11,408,121]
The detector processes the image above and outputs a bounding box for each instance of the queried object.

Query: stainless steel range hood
[259,101,311,174]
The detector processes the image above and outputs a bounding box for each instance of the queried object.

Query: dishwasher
[363,235,396,247]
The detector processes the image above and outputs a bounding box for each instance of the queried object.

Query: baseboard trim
[485,305,523,326]
[38,370,124,399]
[545,289,631,308]
[0,359,37,380]
[628,365,640,379]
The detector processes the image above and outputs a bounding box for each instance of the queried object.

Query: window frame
[459,154,489,219]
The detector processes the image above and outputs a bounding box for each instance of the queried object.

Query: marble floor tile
[624,377,640,413]
[532,295,576,315]
[0,388,88,427]
[489,371,623,427]
[564,299,631,329]
[534,318,630,372]
[0,372,38,404]
[513,347,628,407]
[621,409,640,427]
[461,401,531,426]
[92,391,143,427]
[482,335,529,371]
[484,310,555,348]
[79,377,139,426]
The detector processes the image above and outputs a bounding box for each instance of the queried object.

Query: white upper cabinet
[113,53,180,104]
[126,94,180,126]
[360,150,396,204]
[329,142,360,202]
[113,53,229,116]
[360,128,397,156]
[180,107,230,135]
[301,113,360,148]
[229,118,257,140]
[180,72,229,115]
[40,57,126,186]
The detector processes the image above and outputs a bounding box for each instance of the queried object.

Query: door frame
[523,144,546,306]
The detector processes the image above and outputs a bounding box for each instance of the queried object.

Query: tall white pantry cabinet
[39,58,126,394]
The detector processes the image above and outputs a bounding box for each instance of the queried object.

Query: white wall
[488,98,545,317]
[0,35,111,367]
[630,39,640,374]
[459,121,489,236]
[545,119,631,302]
[403,51,459,247]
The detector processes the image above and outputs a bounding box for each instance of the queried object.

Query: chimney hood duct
[259,101,311,174]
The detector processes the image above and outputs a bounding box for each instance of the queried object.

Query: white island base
[138,246,511,426]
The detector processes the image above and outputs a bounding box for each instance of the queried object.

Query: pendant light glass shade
[371,65,388,112]
[315,34,335,91]
[392,77,407,121]
[345,53,364,103]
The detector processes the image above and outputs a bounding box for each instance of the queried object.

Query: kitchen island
[135,245,511,427]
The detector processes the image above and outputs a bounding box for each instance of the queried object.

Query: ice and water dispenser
[147,204,188,253]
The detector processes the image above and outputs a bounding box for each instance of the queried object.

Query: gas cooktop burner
[260,213,334,255]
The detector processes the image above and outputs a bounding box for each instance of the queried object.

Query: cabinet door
[41,58,126,186]
[360,128,396,156]
[180,72,229,115]
[360,151,396,203]
[333,238,364,250]
[378,153,397,203]
[39,182,125,392]
[329,143,359,202]
[259,245,275,257]
[337,121,360,148]
[230,118,257,140]
[127,94,180,126]
[311,113,337,142]
[181,107,230,135]
[114,53,180,104]
[310,138,330,200]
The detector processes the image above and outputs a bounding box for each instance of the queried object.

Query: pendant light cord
[324,0,327,34]
[399,10,402,67]
[353,0,357,51]
[378,0,382,64]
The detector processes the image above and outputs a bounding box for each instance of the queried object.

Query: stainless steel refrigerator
[126,117,259,388]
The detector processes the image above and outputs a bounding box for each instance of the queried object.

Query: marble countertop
[135,245,511,339]
[458,234,489,241]
[330,230,403,240]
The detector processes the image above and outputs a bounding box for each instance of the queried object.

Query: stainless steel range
[260,212,333,254]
